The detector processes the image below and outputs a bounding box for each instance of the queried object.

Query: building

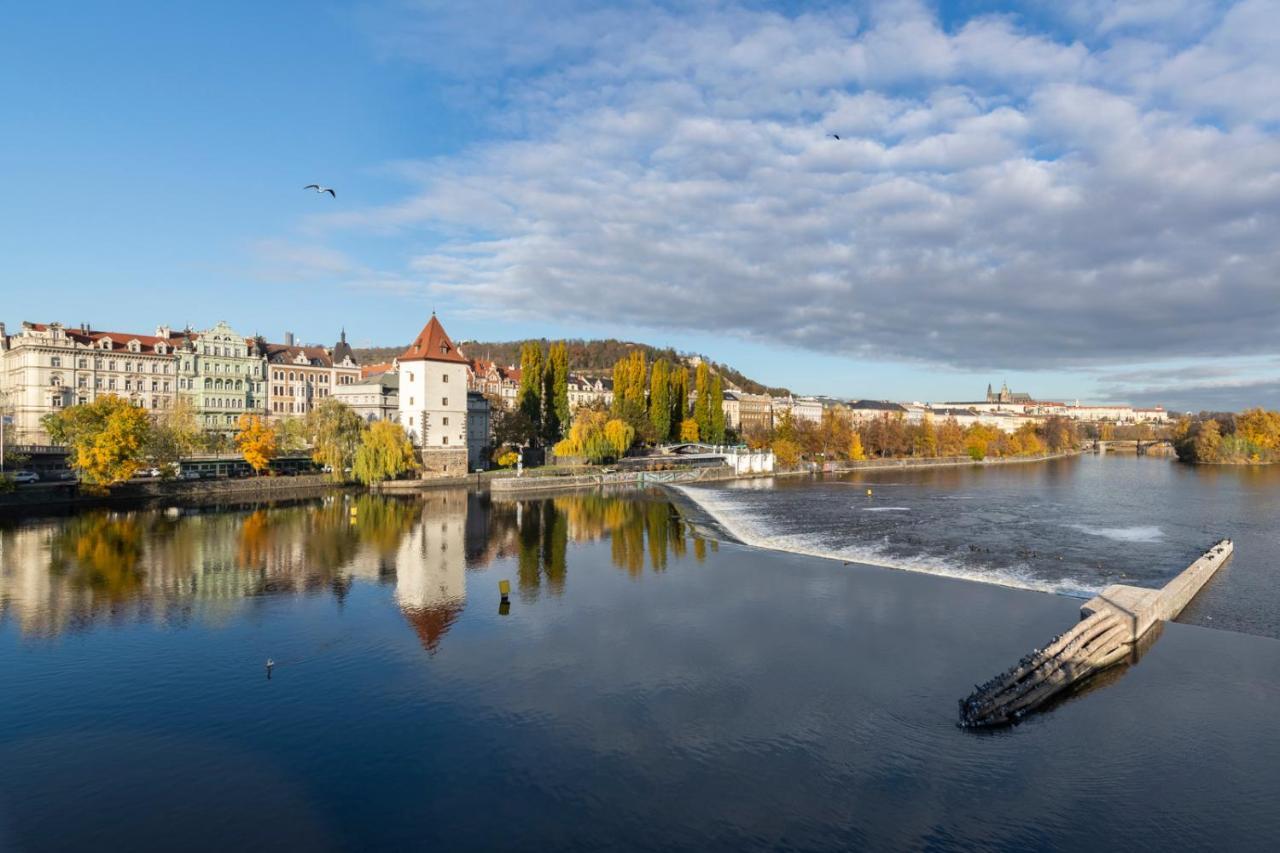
[169,321,265,440]
[334,369,399,424]
[772,396,824,425]
[467,391,491,471]
[0,321,179,443]
[398,313,469,476]
[262,330,360,420]
[986,381,1032,405]
[467,358,522,409]
[567,373,613,411]
[846,400,910,425]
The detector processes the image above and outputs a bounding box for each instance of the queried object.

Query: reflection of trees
[552,493,705,577]
[515,501,569,600]
[48,513,148,600]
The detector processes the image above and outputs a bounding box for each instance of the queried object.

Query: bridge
[1094,439,1174,456]
[655,443,775,475]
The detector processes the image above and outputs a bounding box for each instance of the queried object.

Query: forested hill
[351,338,791,396]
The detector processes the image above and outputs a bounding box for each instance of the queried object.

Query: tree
[668,366,689,440]
[45,396,151,488]
[235,414,277,474]
[772,437,800,467]
[518,342,544,441]
[146,397,204,475]
[352,421,418,485]
[611,350,648,432]
[554,408,616,463]
[308,399,365,481]
[545,341,570,442]
[649,359,671,443]
[693,363,712,441]
[273,416,310,454]
[604,419,635,456]
[938,416,965,456]
[707,374,726,444]
[679,418,699,442]
[915,414,938,457]
[1191,418,1222,463]
[848,431,866,461]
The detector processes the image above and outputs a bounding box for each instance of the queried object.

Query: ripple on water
[1065,524,1164,543]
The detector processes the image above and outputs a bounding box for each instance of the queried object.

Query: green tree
[668,366,689,441]
[352,420,419,485]
[518,342,544,442]
[550,341,570,438]
[649,359,671,444]
[611,350,648,431]
[307,398,365,481]
[707,374,725,444]
[44,396,152,487]
[693,363,712,441]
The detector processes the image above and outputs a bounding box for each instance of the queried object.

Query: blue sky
[3,1,1278,411]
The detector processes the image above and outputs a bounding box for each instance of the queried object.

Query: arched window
[204,378,212,389]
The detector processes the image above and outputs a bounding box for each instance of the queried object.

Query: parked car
[10,470,40,484]
[180,469,203,480]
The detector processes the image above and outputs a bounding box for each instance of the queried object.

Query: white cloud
[317,0,1280,370]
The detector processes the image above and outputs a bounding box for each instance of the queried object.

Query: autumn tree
[649,359,672,443]
[604,419,636,456]
[693,363,712,441]
[937,416,965,457]
[668,366,689,441]
[308,398,365,481]
[611,350,648,433]
[44,395,152,488]
[544,341,570,443]
[679,418,699,442]
[273,416,310,454]
[235,414,277,474]
[915,414,938,457]
[1191,418,1222,463]
[352,420,418,485]
[555,408,616,463]
[848,431,866,461]
[707,374,726,444]
[146,397,204,475]
[518,342,544,441]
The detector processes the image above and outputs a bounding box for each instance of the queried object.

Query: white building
[398,314,470,476]
[0,321,179,444]
[334,370,399,424]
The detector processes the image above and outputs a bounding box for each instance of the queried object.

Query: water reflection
[0,490,708,648]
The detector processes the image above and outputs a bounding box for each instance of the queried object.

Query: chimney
[284,331,294,346]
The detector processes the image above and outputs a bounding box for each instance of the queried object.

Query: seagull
[827,133,841,140]
[304,184,336,198]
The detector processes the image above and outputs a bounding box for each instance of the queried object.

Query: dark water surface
[2,484,1279,851]
[681,454,1280,639]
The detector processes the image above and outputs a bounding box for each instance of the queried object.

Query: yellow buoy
[498,579,511,603]
[866,488,873,496]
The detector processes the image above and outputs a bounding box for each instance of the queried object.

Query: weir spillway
[959,539,1234,728]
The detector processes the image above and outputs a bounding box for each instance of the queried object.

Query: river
[1,467,1278,850]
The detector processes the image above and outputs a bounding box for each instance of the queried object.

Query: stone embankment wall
[0,474,341,511]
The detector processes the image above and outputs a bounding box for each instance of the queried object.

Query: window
[95,358,103,369]
[442,435,448,445]
[78,377,86,388]
[442,417,449,426]
[109,360,117,371]
[95,378,102,389]
[408,372,414,382]
[51,356,62,367]
[442,398,448,406]
[443,374,449,383]
[78,358,87,368]
[409,397,414,406]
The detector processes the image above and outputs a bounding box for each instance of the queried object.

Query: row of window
[53,395,170,409]
[50,356,173,373]
[406,397,450,407]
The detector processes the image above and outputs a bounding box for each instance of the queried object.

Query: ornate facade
[169,321,265,439]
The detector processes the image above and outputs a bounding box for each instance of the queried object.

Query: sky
[2,0,1278,412]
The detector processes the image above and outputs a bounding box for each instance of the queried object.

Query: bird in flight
[827,133,841,140]
[304,184,336,197]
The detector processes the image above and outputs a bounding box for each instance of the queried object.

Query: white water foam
[675,485,1098,598]
[861,506,910,512]
[1066,524,1164,543]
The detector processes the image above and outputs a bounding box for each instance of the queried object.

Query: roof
[361,362,395,378]
[24,322,173,354]
[332,329,356,365]
[849,399,908,412]
[264,343,332,367]
[401,314,467,364]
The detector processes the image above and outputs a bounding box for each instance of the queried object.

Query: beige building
[262,331,360,420]
[0,321,178,443]
[467,358,522,409]
[399,314,469,475]
[334,369,399,424]
[567,373,613,411]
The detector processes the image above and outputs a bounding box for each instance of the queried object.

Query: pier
[959,539,1233,727]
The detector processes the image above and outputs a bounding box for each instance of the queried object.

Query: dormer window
[440,343,450,354]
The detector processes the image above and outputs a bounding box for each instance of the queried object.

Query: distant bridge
[1094,439,1174,456]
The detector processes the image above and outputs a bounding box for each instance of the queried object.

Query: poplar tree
[668,366,689,441]
[708,374,725,444]
[693,362,712,442]
[649,359,671,442]
[518,342,544,442]
[550,341,570,436]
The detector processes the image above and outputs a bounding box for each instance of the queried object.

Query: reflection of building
[398,314,469,476]
[395,491,467,652]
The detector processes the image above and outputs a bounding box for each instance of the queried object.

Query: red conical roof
[399,314,467,364]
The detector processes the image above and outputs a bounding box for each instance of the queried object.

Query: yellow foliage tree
[555,408,616,463]
[604,419,635,456]
[235,414,277,474]
[352,420,418,485]
[679,418,699,442]
[44,395,152,488]
[848,432,866,461]
[772,437,801,467]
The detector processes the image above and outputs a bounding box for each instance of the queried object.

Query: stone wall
[419,447,469,478]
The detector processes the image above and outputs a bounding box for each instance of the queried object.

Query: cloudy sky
[3,1,1278,410]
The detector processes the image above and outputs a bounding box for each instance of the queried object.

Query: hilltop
[351,338,791,397]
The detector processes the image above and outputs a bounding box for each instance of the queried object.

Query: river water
[679,454,1280,640]
[1,471,1279,850]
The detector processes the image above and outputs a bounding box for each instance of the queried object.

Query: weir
[959,539,1233,728]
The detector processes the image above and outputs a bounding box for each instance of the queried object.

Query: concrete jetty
[959,539,1233,728]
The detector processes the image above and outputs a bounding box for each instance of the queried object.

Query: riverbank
[0,473,347,515]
